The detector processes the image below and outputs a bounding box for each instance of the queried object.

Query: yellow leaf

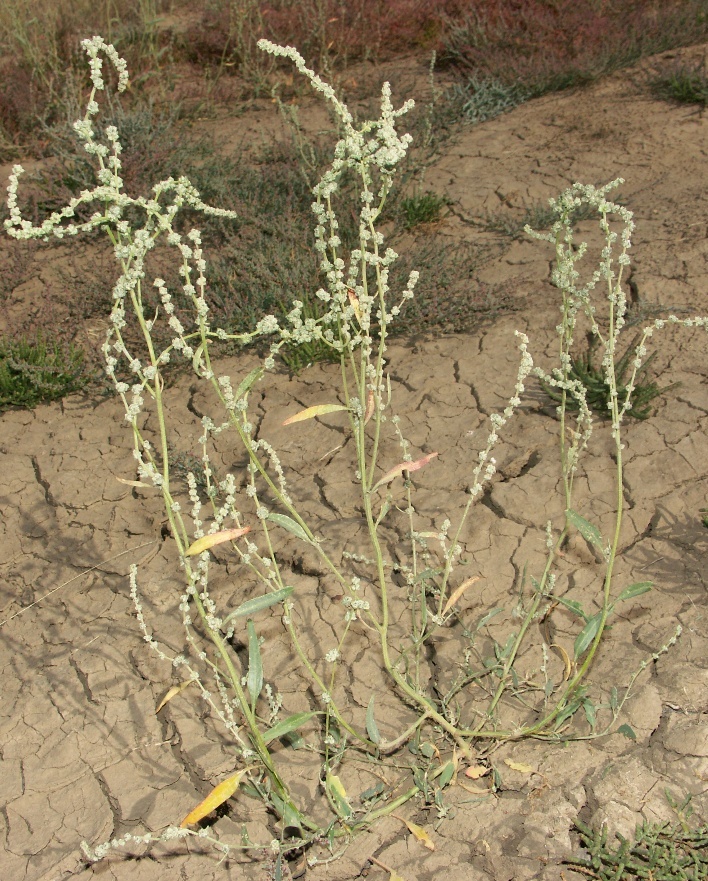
[347,287,362,323]
[389,872,406,881]
[393,816,435,851]
[185,526,251,557]
[372,452,439,492]
[551,641,573,680]
[116,476,151,488]
[180,768,252,827]
[442,576,481,616]
[364,389,375,425]
[282,403,348,425]
[464,764,490,779]
[459,781,491,795]
[156,680,193,713]
[504,759,534,774]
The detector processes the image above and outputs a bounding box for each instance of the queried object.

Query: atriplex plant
[5,36,706,867]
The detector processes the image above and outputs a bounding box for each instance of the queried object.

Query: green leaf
[326,773,352,819]
[234,366,264,401]
[476,608,503,631]
[266,512,311,543]
[618,723,636,741]
[574,611,603,659]
[615,582,653,603]
[566,509,604,551]
[555,596,589,621]
[247,619,263,711]
[610,687,619,712]
[366,695,381,745]
[222,586,294,627]
[360,782,385,802]
[263,711,318,746]
[438,761,455,789]
[583,698,597,730]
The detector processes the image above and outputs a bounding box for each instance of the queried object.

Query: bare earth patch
[1,44,707,881]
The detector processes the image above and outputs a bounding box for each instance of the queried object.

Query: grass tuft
[0,332,90,409]
[650,56,708,107]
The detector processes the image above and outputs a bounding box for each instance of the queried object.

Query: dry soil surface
[1,45,707,881]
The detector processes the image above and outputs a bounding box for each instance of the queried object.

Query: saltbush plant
[5,36,707,869]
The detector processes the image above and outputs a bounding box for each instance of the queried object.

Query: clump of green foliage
[398,190,446,229]
[541,333,680,420]
[651,57,708,107]
[0,332,89,410]
[566,794,708,880]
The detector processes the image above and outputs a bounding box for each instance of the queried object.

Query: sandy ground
[1,43,707,881]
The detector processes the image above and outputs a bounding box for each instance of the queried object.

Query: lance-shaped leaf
[614,582,652,604]
[247,619,263,712]
[394,816,435,851]
[364,389,375,425]
[372,452,439,492]
[185,526,251,557]
[366,695,381,744]
[347,287,362,323]
[442,575,481,617]
[221,586,294,628]
[574,610,603,659]
[266,512,311,543]
[180,767,252,827]
[282,403,348,426]
[566,509,604,551]
[156,679,193,713]
[326,773,352,819]
[263,711,319,745]
[234,366,264,401]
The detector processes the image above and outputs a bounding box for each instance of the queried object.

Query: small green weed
[566,795,708,880]
[480,199,599,240]
[650,57,708,107]
[449,76,534,124]
[398,190,446,229]
[541,332,679,420]
[0,332,90,410]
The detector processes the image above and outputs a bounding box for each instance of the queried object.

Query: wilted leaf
[116,476,151,488]
[266,513,311,543]
[326,773,352,819]
[221,586,294,627]
[156,679,193,713]
[442,576,481,616]
[504,759,534,774]
[347,287,362,323]
[464,765,489,779]
[263,711,318,745]
[566,509,604,551]
[366,695,381,745]
[372,452,438,492]
[185,526,251,557]
[282,403,348,426]
[550,642,573,680]
[364,389,375,425]
[180,768,252,827]
[394,816,435,851]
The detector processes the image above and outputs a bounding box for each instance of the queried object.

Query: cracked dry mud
[1,44,708,881]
